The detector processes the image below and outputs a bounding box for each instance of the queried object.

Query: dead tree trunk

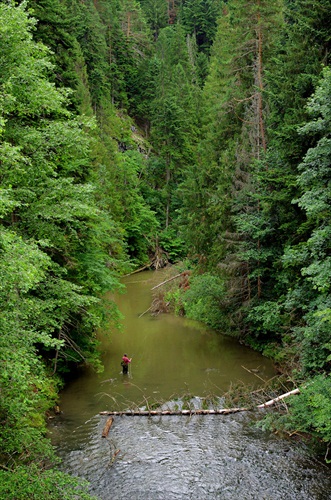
[102,416,114,437]
[257,388,300,408]
[100,408,248,416]
[99,389,301,417]
[151,273,182,290]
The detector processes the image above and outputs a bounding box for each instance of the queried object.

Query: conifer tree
[242,0,331,348]
[281,67,331,373]
[147,24,200,230]
[180,0,285,333]
[180,0,220,52]
[139,0,168,39]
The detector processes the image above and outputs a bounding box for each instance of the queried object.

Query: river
[49,271,331,499]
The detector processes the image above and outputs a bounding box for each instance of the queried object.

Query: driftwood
[138,305,152,318]
[256,388,300,408]
[100,408,248,416]
[241,365,266,383]
[99,389,301,417]
[123,263,151,277]
[151,273,183,290]
[102,416,114,437]
[109,449,121,466]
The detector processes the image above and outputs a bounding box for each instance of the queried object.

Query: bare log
[123,263,151,277]
[102,416,114,437]
[257,388,300,408]
[100,408,248,416]
[109,449,121,466]
[241,365,266,383]
[138,305,152,318]
[151,273,183,290]
[99,389,301,418]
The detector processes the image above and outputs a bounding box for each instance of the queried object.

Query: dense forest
[1,0,331,497]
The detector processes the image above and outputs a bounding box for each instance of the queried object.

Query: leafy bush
[158,227,187,262]
[0,465,95,500]
[260,375,331,461]
[286,375,331,448]
[247,300,284,336]
[182,273,228,330]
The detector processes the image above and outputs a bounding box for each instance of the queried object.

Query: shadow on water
[49,271,331,499]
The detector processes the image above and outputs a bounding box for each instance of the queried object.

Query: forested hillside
[1,0,331,497]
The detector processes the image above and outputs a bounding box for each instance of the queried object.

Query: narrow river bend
[50,271,331,499]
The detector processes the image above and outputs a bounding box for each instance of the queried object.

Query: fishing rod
[129,354,134,378]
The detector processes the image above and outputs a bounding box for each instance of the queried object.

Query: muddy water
[50,271,331,499]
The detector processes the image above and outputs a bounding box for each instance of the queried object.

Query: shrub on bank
[0,465,94,500]
[182,273,230,331]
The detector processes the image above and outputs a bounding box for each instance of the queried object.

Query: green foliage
[179,0,283,268]
[0,5,69,118]
[180,0,221,53]
[180,0,331,367]
[293,310,331,374]
[274,68,331,375]
[3,0,331,479]
[0,230,85,493]
[68,0,110,107]
[158,227,187,261]
[107,149,159,264]
[182,273,229,330]
[247,301,284,337]
[0,4,127,494]
[66,0,152,111]
[0,464,95,500]
[145,24,200,230]
[0,0,123,353]
[139,0,168,38]
[25,0,86,111]
[271,376,331,456]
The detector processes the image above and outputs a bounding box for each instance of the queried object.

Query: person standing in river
[121,353,132,374]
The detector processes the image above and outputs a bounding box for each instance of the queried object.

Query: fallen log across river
[99,388,300,418]
[100,407,248,416]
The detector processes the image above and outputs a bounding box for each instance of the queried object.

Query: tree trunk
[102,416,114,437]
[100,408,248,416]
[151,273,183,290]
[257,388,300,408]
[99,389,301,417]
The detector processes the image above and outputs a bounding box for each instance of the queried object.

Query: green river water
[58,270,276,425]
[50,270,331,499]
